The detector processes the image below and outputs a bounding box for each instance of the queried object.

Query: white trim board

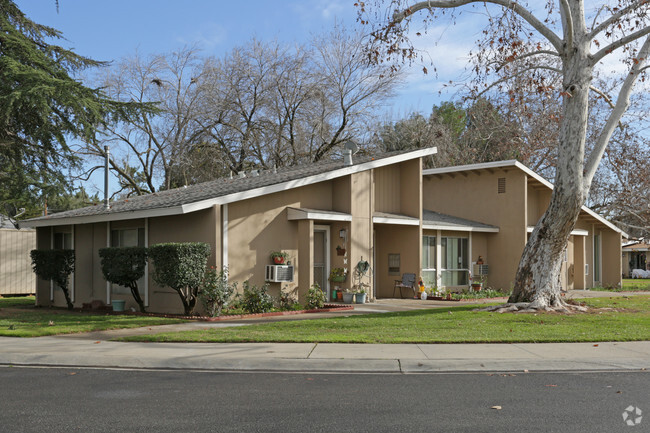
[22,147,437,228]
[527,226,588,236]
[372,216,420,226]
[287,207,352,222]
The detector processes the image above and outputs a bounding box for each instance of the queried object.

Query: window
[111,228,145,248]
[54,232,72,250]
[110,228,145,295]
[593,234,601,283]
[388,253,400,275]
[422,236,436,287]
[441,237,469,286]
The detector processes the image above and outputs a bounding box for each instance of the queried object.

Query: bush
[98,247,148,312]
[30,249,75,309]
[200,267,237,317]
[240,281,274,314]
[305,283,326,310]
[148,242,211,315]
[278,290,301,311]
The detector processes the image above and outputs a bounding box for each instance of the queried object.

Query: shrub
[278,290,301,311]
[305,283,326,310]
[148,242,211,315]
[30,249,75,310]
[240,281,274,314]
[98,247,148,312]
[200,267,237,317]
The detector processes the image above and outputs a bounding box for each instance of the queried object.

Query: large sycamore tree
[359,0,650,310]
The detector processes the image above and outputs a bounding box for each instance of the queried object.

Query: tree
[360,0,650,310]
[98,247,148,313]
[30,249,75,309]
[0,0,136,217]
[148,242,211,315]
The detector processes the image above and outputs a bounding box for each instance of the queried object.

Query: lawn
[622,279,650,291]
[119,296,650,344]
[0,297,188,337]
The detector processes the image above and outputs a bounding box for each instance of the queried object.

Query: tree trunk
[60,286,74,310]
[509,22,592,309]
[129,283,147,313]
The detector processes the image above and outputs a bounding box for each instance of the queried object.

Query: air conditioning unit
[472,264,489,276]
[265,265,294,282]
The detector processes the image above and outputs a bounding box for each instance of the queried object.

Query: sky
[15,0,480,116]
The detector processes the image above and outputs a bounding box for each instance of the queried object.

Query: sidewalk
[1,291,648,374]
[1,336,648,373]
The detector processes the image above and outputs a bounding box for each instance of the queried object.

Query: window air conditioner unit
[472,264,489,276]
[265,265,294,283]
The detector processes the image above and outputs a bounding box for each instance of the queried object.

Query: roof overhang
[287,207,352,222]
[372,214,420,226]
[527,226,589,236]
[423,224,499,233]
[21,147,437,228]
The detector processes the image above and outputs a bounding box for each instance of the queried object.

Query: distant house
[21,152,626,313]
[622,240,649,278]
[0,215,36,296]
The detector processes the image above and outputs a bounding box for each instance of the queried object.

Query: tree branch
[589,85,615,109]
[393,0,564,53]
[476,65,562,97]
[585,35,650,186]
[558,0,574,53]
[588,0,648,40]
[490,49,559,71]
[592,25,650,64]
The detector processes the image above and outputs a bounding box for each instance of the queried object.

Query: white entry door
[313,225,330,300]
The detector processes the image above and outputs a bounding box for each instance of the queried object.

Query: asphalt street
[1,367,646,433]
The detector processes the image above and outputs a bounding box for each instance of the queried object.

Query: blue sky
[16,0,477,116]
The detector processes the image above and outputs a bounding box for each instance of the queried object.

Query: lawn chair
[393,273,416,298]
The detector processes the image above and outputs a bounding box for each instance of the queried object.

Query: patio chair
[393,273,416,298]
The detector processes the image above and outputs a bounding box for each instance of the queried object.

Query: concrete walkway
[1,291,648,374]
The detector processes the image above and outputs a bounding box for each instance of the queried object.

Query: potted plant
[354,284,368,303]
[270,251,289,264]
[329,267,347,283]
[470,274,485,291]
[342,288,355,304]
[336,245,346,256]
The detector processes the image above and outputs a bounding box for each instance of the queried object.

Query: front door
[313,225,330,299]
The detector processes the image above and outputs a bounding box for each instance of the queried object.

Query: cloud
[176,22,227,50]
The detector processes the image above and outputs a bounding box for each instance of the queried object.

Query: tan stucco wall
[423,169,527,291]
[602,230,622,288]
[374,224,420,297]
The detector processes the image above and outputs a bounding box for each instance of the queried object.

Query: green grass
[0,295,36,308]
[119,296,650,344]
[590,279,650,292]
[0,306,188,337]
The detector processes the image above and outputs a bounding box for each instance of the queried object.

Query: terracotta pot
[273,256,285,265]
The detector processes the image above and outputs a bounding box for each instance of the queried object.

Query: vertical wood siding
[0,229,36,295]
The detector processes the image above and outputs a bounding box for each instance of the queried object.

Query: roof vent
[343,140,358,167]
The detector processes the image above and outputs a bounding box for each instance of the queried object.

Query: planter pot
[330,276,346,283]
[336,248,346,256]
[471,284,482,292]
[332,290,338,301]
[272,257,285,265]
[342,292,354,304]
[355,293,367,304]
[111,299,126,312]
[336,291,343,301]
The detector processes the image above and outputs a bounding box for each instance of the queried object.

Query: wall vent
[497,177,506,194]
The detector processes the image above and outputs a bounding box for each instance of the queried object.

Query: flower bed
[112,303,354,321]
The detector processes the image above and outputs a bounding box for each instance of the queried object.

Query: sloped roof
[22,147,437,228]
[422,210,499,232]
[623,241,650,251]
[423,160,627,237]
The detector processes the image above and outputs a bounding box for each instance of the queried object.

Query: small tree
[30,249,75,310]
[148,242,211,315]
[199,266,237,317]
[98,247,148,313]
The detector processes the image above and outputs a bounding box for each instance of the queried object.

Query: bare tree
[360,0,650,310]
[79,47,206,196]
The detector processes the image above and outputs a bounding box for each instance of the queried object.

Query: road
[0,367,646,432]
